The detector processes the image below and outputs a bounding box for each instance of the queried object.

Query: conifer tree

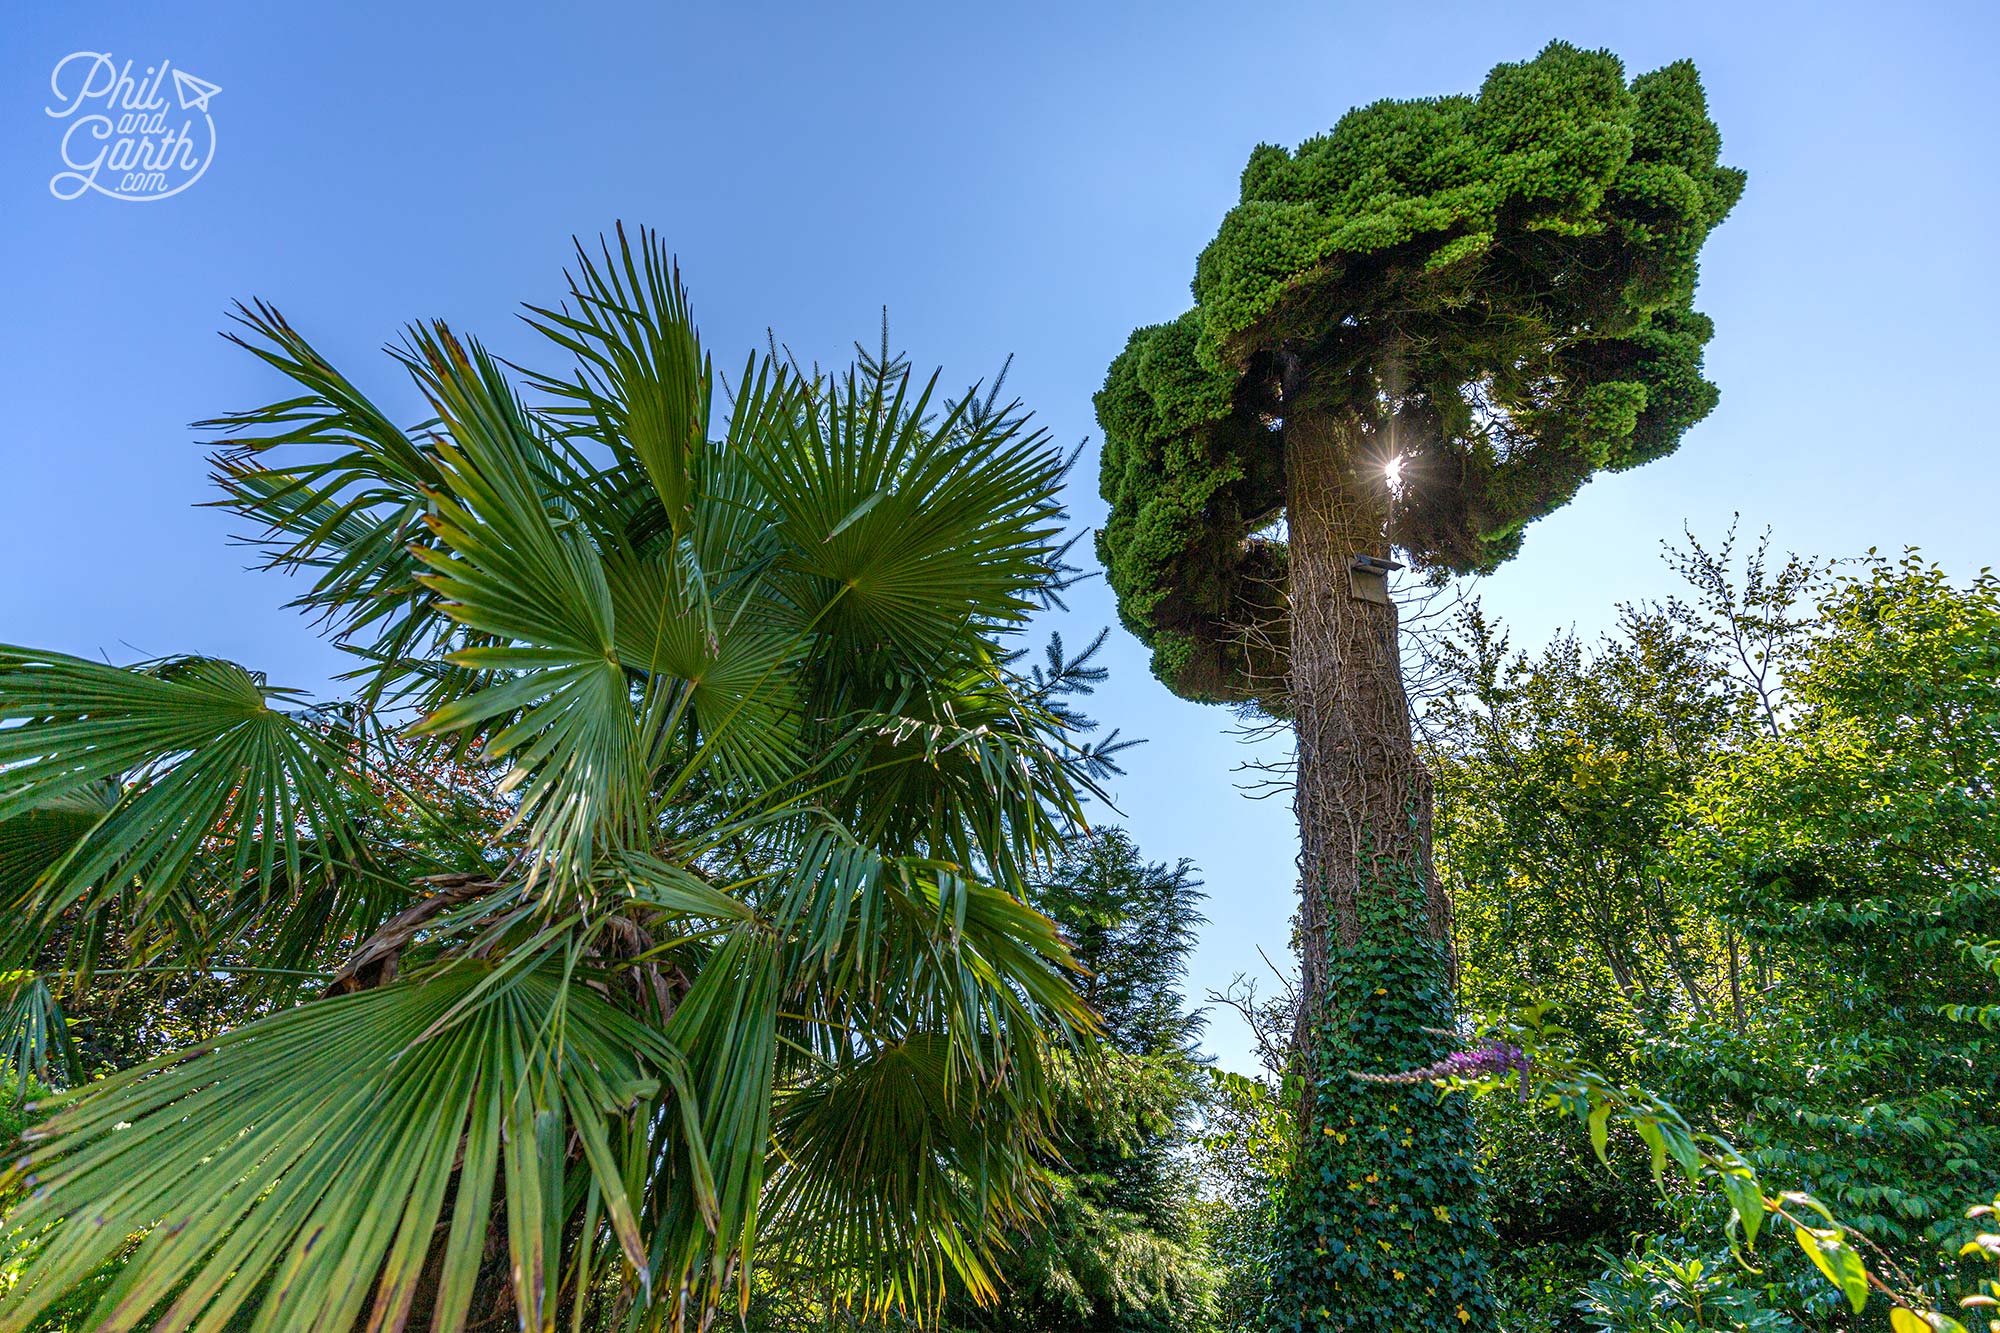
[1093,42,1742,1329]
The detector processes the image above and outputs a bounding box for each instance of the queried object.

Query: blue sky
[3,1,1995,1072]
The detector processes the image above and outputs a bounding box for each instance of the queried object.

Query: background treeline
[1199,533,2000,1332]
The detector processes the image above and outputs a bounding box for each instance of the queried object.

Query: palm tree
[0,227,1121,1333]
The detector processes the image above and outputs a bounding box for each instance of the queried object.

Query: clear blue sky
[4,2,1995,1072]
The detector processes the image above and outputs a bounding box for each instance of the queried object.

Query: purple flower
[1353,1039,1531,1100]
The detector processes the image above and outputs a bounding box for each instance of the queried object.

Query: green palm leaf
[0,961,699,1333]
[605,550,806,794]
[759,368,1067,672]
[763,1032,1051,1317]
[650,927,782,1317]
[401,327,645,889]
[0,780,117,911]
[0,970,80,1089]
[203,303,451,704]
[0,649,367,960]
[521,224,712,541]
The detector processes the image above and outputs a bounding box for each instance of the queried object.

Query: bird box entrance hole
[1347,554,1404,606]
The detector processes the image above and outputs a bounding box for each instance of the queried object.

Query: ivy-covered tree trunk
[1272,371,1494,1331]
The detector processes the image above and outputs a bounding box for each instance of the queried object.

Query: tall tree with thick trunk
[1094,42,1742,1330]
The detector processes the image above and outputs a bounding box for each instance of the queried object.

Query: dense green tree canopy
[1429,542,2000,1327]
[1096,41,1744,704]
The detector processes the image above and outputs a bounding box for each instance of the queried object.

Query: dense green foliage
[1270,867,1496,1333]
[961,830,1216,1333]
[1374,1003,2000,1333]
[1192,1069,1285,1332]
[1665,554,2000,1321]
[1096,41,1743,702]
[1430,540,2000,1329]
[743,828,1221,1333]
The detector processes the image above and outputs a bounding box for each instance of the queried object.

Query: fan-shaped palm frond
[604,549,807,795]
[202,304,450,704]
[0,971,80,1090]
[521,224,712,533]
[644,925,782,1317]
[759,366,1067,675]
[762,1032,1051,1317]
[0,960,698,1333]
[402,327,646,891]
[0,781,117,901]
[0,649,369,967]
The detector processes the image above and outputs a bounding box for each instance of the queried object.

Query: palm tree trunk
[332,888,521,1333]
[1272,367,1493,1330]
[367,1202,517,1332]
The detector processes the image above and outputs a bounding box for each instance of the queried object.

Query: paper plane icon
[172,68,221,113]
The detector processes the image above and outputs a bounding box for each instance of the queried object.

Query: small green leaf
[1660,1124,1703,1183]
[1719,1169,1764,1248]
[1587,1100,1611,1165]
[1795,1225,1869,1314]
[1634,1118,1667,1185]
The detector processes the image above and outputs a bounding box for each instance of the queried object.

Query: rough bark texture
[1283,399,1447,1028]
[1271,367,1494,1333]
[366,1204,518,1333]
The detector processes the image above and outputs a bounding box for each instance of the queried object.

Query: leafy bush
[1476,1093,1660,1330]
[1581,1239,1802,1332]
[1427,538,2000,1324]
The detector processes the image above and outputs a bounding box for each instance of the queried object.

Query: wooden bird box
[1347,554,1404,605]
